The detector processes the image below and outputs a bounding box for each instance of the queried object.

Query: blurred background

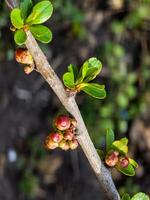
[0,0,150,199]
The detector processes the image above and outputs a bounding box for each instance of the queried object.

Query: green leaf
[122,193,131,200]
[30,25,52,43]
[26,1,53,25]
[80,83,106,99]
[20,0,33,20]
[14,29,27,45]
[106,128,115,152]
[76,57,102,84]
[116,163,135,176]
[10,8,24,29]
[129,158,138,168]
[97,149,105,160]
[112,137,128,154]
[63,64,77,89]
[131,193,149,200]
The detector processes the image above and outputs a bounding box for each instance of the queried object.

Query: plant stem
[5,1,120,199]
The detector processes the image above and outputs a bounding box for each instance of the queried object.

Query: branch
[5,1,120,199]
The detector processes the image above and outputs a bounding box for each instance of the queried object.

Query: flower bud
[49,132,63,143]
[54,115,71,131]
[105,151,119,167]
[70,118,77,129]
[64,130,74,141]
[44,136,58,150]
[24,66,33,74]
[69,139,78,150]
[15,49,33,65]
[118,156,129,168]
[59,140,70,151]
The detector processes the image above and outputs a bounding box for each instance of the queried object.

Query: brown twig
[5,1,120,199]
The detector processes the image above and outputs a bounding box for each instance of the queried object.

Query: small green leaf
[20,0,33,20]
[14,29,27,45]
[76,57,102,84]
[97,149,105,160]
[10,8,24,29]
[30,25,52,43]
[26,0,53,25]
[122,193,131,200]
[131,192,149,200]
[106,128,115,152]
[80,83,106,99]
[129,158,138,168]
[112,137,128,154]
[116,163,135,176]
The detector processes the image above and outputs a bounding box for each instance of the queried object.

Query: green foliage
[97,128,138,176]
[10,8,24,29]
[26,1,53,25]
[122,193,150,200]
[10,0,53,45]
[30,25,52,43]
[106,128,115,152]
[63,57,106,99]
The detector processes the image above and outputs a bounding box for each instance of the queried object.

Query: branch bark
[5,1,120,199]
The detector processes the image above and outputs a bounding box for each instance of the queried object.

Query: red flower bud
[49,132,63,143]
[59,140,70,151]
[15,49,33,65]
[44,136,58,150]
[69,139,78,150]
[118,156,129,168]
[54,115,71,131]
[64,130,74,141]
[105,151,119,167]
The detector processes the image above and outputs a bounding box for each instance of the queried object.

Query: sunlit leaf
[10,8,24,29]
[129,158,138,168]
[112,137,128,154]
[26,0,53,25]
[131,192,149,200]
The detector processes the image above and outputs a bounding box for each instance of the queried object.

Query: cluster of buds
[15,48,34,74]
[105,150,129,168]
[45,115,78,151]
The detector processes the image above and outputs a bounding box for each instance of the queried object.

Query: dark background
[0,0,150,199]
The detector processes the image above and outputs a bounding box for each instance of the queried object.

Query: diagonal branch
[5,1,120,199]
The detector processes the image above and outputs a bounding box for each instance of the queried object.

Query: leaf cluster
[10,0,53,45]
[97,128,138,176]
[63,57,106,99]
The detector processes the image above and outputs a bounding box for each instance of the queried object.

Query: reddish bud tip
[44,136,58,150]
[15,49,33,65]
[70,118,77,129]
[105,151,119,167]
[49,132,63,143]
[59,140,70,151]
[54,115,71,131]
[118,157,129,168]
[69,139,78,150]
[64,130,74,141]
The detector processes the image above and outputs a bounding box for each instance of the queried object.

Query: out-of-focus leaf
[129,158,138,168]
[131,192,150,200]
[20,0,33,20]
[106,128,115,152]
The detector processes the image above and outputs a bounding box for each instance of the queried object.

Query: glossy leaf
[14,29,27,45]
[26,1,53,25]
[116,163,135,176]
[80,83,106,99]
[30,25,52,43]
[122,193,131,200]
[131,193,149,200]
[76,57,102,84]
[63,64,77,89]
[112,137,128,154]
[106,128,115,152]
[10,8,24,29]
[20,0,33,20]
[129,158,138,168]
